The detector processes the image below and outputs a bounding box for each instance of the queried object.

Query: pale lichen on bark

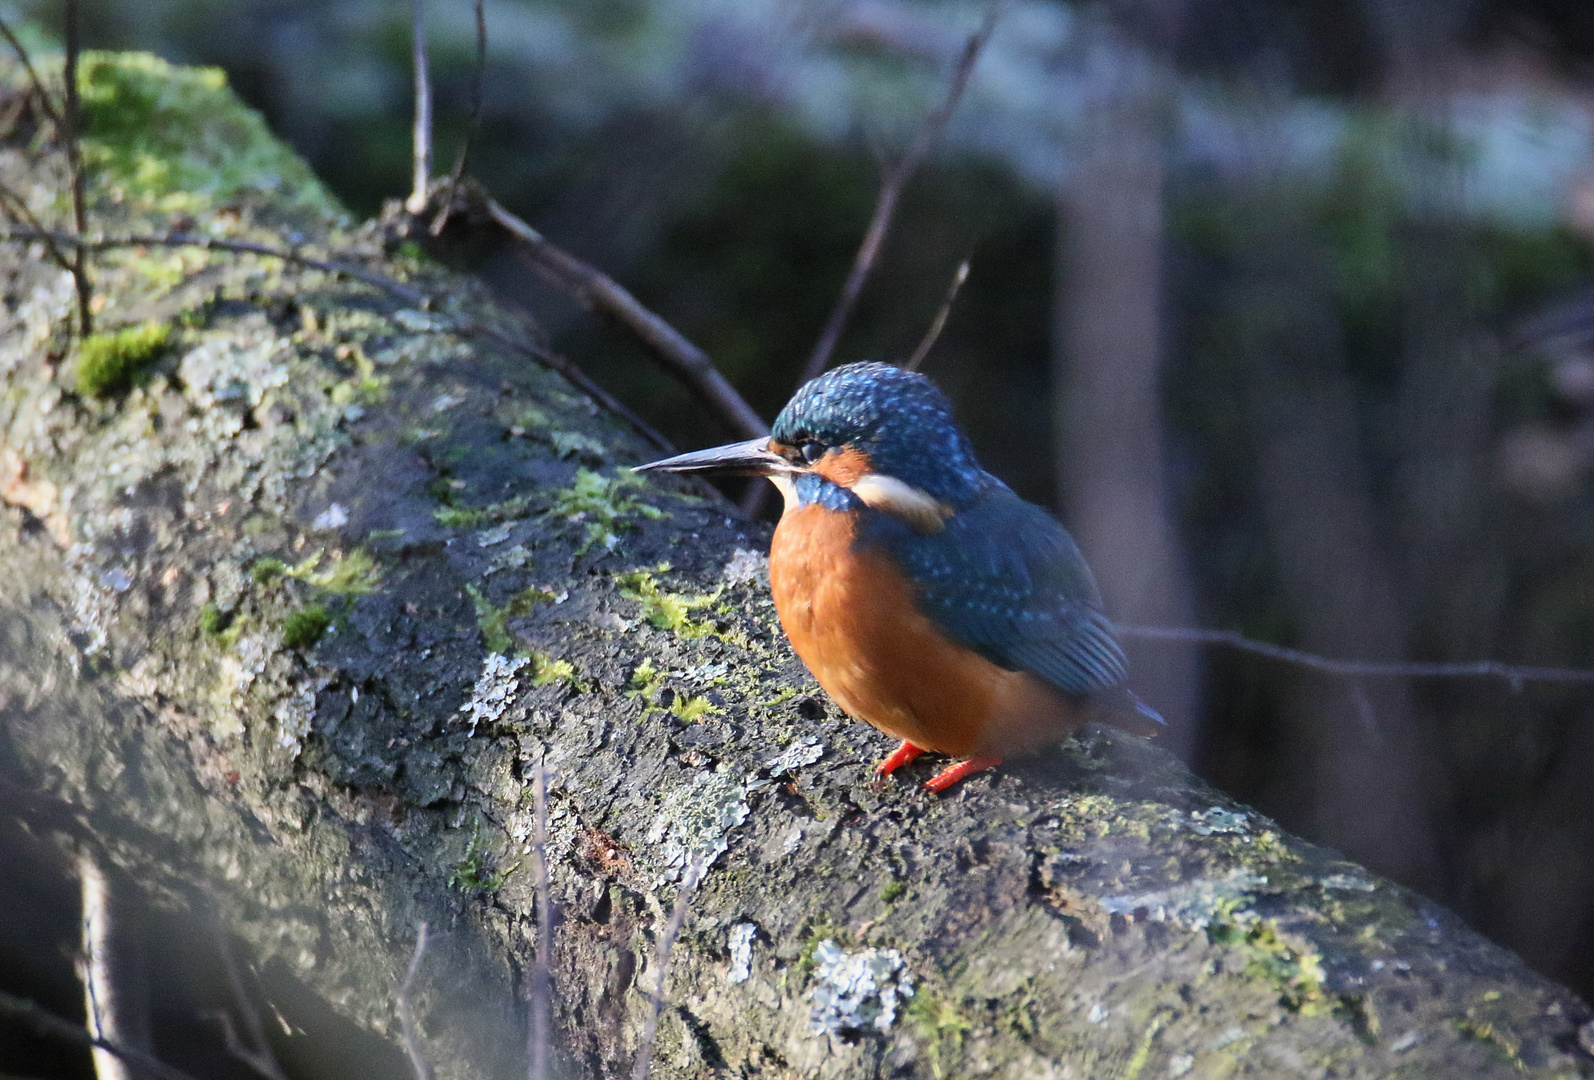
[0,49,1590,1080]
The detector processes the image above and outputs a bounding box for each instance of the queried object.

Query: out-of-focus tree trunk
[1228,174,1445,894]
[1054,28,1202,756]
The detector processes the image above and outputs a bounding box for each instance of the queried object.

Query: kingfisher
[635,362,1161,793]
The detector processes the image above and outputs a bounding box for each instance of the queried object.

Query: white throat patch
[850,474,953,533]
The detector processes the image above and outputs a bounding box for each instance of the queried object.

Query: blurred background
[9,0,1594,1016]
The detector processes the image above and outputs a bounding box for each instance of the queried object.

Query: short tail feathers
[1087,687,1166,738]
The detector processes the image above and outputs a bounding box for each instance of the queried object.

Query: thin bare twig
[467,315,674,452]
[528,759,553,1080]
[1345,680,1382,741]
[61,0,91,336]
[0,14,62,126]
[903,258,970,372]
[78,849,141,1080]
[798,4,1002,386]
[630,857,705,1080]
[0,226,673,450]
[398,923,436,1080]
[482,191,767,441]
[0,225,429,304]
[213,930,288,1080]
[0,991,202,1080]
[0,183,77,275]
[1117,624,1594,688]
[431,0,488,236]
[407,0,434,216]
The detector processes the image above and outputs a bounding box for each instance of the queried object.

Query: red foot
[924,756,1002,794]
[875,740,925,778]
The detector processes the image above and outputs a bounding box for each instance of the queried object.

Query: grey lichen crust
[0,51,1590,1080]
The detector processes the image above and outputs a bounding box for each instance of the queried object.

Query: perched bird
[635,362,1160,793]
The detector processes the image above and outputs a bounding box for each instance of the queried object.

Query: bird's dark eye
[801,441,825,464]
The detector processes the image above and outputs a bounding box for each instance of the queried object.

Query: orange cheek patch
[814,446,872,488]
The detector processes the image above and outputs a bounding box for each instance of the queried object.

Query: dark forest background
[11,0,1594,1015]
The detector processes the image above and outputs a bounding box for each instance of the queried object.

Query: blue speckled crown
[772,363,986,502]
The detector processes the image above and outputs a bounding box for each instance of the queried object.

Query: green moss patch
[76,321,172,398]
[250,557,287,585]
[616,565,722,638]
[282,604,330,650]
[668,692,719,722]
[551,468,664,554]
[1206,909,1329,1015]
[434,505,489,529]
[78,51,338,215]
[284,548,381,595]
[197,602,238,646]
[433,494,531,531]
[448,825,515,893]
[467,584,560,654]
[529,651,577,689]
[907,987,973,1078]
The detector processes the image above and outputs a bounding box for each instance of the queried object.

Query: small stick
[903,258,970,372]
[1345,680,1382,742]
[407,0,434,216]
[431,0,488,236]
[0,225,673,450]
[398,923,436,1080]
[0,990,202,1080]
[77,850,141,1080]
[528,759,553,1080]
[630,857,705,1080]
[1117,624,1594,686]
[797,4,1002,386]
[214,930,289,1080]
[483,192,767,441]
[0,182,78,275]
[61,0,92,336]
[0,226,430,305]
[0,14,62,125]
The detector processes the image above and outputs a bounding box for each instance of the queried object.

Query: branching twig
[407,0,433,216]
[528,759,553,1080]
[213,930,288,1080]
[630,857,705,1080]
[0,225,430,304]
[0,14,62,126]
[398,923,436,1080]
[0,991,202,1080]
[431,0,488,236]
[61,0,91,336]
[903,258,969,372]
[0,183,77,276]
[481,191,768,441]
[798,4,1002,386]
[0,226,672,450]
[1118,624,1594,689]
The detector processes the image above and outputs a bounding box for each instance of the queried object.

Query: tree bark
[0,51,1591,1080]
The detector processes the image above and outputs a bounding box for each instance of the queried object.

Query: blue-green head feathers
[772,362,987,504]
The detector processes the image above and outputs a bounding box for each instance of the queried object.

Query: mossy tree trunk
[0,51,1590,1080]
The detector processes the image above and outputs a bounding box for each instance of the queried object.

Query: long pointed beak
[633,437,794,478]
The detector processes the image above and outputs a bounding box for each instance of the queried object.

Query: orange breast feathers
[769,503,1088,758]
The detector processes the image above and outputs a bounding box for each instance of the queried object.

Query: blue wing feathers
[860,477,1128,697]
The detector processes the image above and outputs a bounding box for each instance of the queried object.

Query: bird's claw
[875,740,925,778]
[923,755,1002,794]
